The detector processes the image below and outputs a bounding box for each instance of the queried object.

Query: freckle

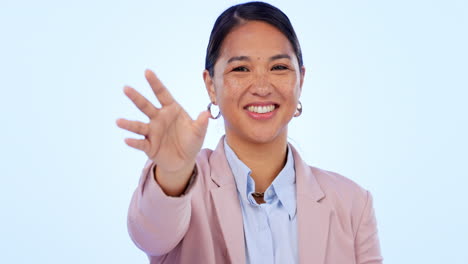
[257,57,260,60]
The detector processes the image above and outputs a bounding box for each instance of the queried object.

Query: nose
[250,73,272,97]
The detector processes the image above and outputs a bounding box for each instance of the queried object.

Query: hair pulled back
[205,1,303,77]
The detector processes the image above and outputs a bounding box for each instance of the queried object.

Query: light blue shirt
[224,140,298,264]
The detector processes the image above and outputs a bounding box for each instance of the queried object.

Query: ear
[299,66,306,96]
[203,69,217,104]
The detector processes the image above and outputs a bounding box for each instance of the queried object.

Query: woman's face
[203,21,305,145]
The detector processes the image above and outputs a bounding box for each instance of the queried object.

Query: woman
[117,2,383,263]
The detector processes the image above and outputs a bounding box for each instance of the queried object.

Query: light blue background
[1,0,467,263]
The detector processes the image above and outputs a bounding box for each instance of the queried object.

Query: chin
[225,116,289,145]
[243,127,287,145]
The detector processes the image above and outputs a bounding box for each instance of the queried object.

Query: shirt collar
[224,138,297,219]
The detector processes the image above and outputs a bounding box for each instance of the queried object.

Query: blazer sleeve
[354,191,384,264]
[127,159,197,257]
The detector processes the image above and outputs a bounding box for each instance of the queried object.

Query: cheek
[272,75,301,98]
[217,76,249,102]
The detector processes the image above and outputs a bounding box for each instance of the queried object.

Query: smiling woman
[117,1,383,264]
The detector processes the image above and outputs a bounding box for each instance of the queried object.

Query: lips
[244,102,279,120]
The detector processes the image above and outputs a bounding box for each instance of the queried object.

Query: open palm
[117,70,210,173]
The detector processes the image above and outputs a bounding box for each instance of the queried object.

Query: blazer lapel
[209,138,246,264]
[292,146,331,264]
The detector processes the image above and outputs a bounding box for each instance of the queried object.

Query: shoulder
[307,165,373,224]
[290,145,367,199]
[290,144,370,204]
[310,166,369,200]
[290,141,372,218]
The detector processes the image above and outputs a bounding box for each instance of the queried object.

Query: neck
[225,131,288,193]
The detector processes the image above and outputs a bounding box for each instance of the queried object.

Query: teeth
[247,105,276,114]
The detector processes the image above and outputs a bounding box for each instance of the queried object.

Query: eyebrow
[227,54,291,64]
[227,56,250,64]
[269,54,291,61]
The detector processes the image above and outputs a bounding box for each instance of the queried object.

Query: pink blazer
[127,138,383,264]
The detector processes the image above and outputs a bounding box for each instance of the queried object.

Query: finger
[124,138,150,152]
[145,69,175,107]
[116,118,149,136]
[192,110,211,138]
[123,86,158,119]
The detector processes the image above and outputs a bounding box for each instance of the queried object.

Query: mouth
[243,103,279,120]
[246,104,277,114]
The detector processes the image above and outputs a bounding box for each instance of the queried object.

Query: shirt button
[268,189,273,196]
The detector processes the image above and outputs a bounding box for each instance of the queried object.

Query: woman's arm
[354,191,383,264]
[117,69,210,255]
[127,160,197,256]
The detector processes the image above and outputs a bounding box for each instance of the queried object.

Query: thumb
[193,110,211,136]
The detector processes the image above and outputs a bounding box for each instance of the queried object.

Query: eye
[271,65,289,71]
[232,66,249,72]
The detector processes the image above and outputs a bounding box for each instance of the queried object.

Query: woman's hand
[117,70,211,195]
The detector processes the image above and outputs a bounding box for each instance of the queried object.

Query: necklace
[252,192,264,198]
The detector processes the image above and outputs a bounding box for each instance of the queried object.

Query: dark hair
[205,1,303,77]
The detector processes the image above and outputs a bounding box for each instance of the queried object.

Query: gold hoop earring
[294,101,302,117]
[207,102,221,119]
